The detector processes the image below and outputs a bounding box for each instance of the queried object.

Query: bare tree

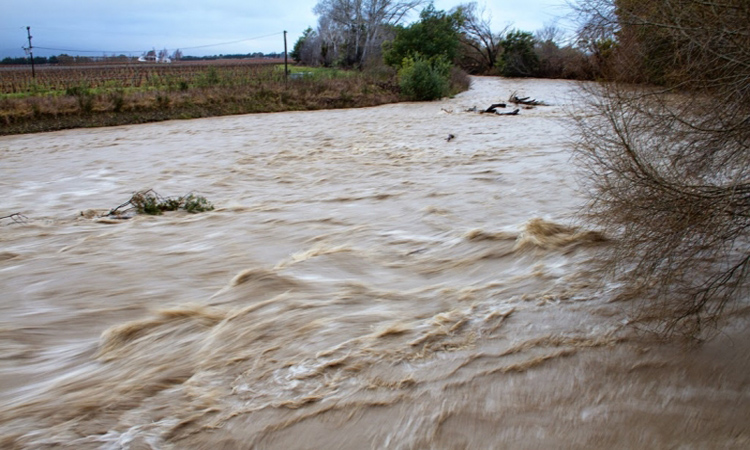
[313,0,425,67]
[534,24,565,78]
[567,0,618,48]
[316,14,344,66]
[453,2,507,74]
[361,0,423,63]
[573,0,750,338]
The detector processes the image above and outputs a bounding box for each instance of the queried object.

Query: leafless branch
[0,213,28,224]
[573,0,750,339]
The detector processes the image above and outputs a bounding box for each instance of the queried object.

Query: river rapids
[1,77,749,449]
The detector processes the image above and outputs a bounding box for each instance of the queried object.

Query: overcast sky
[1,1,572,58]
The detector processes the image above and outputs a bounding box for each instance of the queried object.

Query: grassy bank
[0,63,407,135]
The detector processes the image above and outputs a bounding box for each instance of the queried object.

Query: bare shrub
[573,0,750,338]
[449,66,471,94]
[534,25,594,80]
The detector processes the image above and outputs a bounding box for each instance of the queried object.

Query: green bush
[156,93,170,109]
[182,194,214,213]
[398,55,451,101]
[130,191,164,215]
[65,85,89,97]
[498,31,540,77]
[197,67,220,87]
[110,90,125,112]
[65,85,95,113]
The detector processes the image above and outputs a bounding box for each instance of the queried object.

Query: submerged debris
[509,91,548,106]
[104,189,214,219]
[466,102,520,116]
[0,213,28,224]
[482,103,507,113]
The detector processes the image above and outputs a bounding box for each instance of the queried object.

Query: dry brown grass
[0,64,404,135]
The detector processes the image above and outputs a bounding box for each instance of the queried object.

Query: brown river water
[1,77,749,449]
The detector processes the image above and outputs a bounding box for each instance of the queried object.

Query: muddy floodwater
[1,77,749,449]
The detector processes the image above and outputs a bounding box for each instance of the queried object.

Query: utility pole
[25,26,36,78]
[283,30,288,81]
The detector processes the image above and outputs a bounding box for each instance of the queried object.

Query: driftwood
[509,91,547,106]
[466,103,519,116]
[482,103,507,113]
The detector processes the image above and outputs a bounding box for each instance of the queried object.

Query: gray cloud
[1,1,569,58]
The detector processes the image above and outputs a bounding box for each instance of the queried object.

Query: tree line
[291,1,596,80]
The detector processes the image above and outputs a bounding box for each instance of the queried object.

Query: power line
[179,32,283,51]
[33,46,147,54]
[32,31,284,55]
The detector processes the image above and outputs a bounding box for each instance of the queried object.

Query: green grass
[279,65,356,80]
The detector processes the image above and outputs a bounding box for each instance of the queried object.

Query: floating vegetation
[106,189,214,218]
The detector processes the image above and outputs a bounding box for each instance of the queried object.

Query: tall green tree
[383,4,463,67]
[498,30,539,77]
[291,27,316,63]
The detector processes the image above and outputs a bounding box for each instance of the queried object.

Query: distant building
[138,48,172,63]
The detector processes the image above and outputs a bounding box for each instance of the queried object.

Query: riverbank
[1,63,459,135]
